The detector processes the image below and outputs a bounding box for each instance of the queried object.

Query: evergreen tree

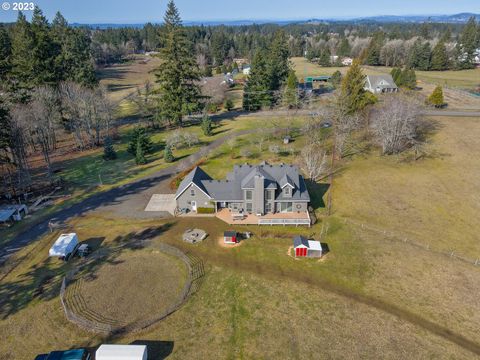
[0,26,11,86]
[135,139,147,165]
[329,70,342,88]
[401,69,417,89]
[127,128,153,155]
[365,32,384,66]
[164,144,174,163]
[456,17,478,69]
[155,0,201,126]
[417,42,432,70]
[243,49,271,111]
[430,41,449,71]
[319,47,331,66]
[266,31,290,95]
[0,97,10,154]
[201,113,212,136]
[337,38,351,57]
[10,12,36,100]
[339,59,373,114]
[30,7,58,85]
[390,67,402,84]
[427,85,445,107]
[103,136,117,160]
[283,69,298,108]
[52,12,96,86]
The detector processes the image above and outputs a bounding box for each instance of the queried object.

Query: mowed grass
[333,115,480,256]
[1,212,479,359]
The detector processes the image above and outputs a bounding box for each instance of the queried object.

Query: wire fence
[342,217,480,268]
[59,242,204,335]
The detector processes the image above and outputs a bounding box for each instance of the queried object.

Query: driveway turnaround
[145,194,176,215]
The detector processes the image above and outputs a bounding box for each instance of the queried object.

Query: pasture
[1,114,480,359]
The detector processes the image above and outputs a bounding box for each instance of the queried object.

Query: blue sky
[0,0,479,23]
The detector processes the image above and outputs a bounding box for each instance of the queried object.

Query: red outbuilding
[224,231,238,244]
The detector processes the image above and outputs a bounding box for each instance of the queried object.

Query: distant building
[342,57,353,66]
[330,55,339,63]
[364,74,398,94]
[242,65,251,75]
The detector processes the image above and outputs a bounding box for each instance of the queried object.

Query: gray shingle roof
[177,163,310,202]
[366,74,398,89]
[293,235,309,248]
[175,167,213,199]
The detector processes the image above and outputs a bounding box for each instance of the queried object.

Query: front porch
[216,208,311,227]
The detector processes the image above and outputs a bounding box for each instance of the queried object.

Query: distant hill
[71,12,480,29]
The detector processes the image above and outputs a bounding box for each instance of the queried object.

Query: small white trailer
[96,345,148,360]
[49,233,79,260]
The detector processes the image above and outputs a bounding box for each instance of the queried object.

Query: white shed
[96,345,148,360]
[49,233,79,259]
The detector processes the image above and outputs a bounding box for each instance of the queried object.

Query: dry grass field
[98,55,162,104]
[334,115,480,256]
[69,250,187,327]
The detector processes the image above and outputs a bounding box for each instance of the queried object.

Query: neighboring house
[474,48,480,65]
[175,162,310,216]
[223,73,235,86]
[330,55,339,63]
[242,65,251,75]
[342,57,353,66]
[364,74,399,94]
[293,236,323,258]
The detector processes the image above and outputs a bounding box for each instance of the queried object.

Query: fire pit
[182,229,208,244]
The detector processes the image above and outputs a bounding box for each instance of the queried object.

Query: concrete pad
[145,194,176,215]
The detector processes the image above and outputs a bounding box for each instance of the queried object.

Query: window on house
[280,202,293,212]
[245,190,253,200]
[265,190,272,200]
[284,187,291,196]
[265,203,272,213]
[190,188,195,196]
[246,203,253,213]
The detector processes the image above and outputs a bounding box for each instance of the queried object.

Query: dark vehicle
[35,349,91,360]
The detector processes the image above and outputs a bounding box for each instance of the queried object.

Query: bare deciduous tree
[371,95,423,155]
[300,144,328,182]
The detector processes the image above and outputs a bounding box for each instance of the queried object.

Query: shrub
[269,144,281,154]
[103,136,117,160]
[201,114,212,136]
[164,144,174,163]
[224,98,234,111]
[197,207,215,214]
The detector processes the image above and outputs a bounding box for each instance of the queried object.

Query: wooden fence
[59,243,204,335]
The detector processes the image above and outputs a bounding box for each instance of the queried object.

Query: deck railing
[258,218,311,227]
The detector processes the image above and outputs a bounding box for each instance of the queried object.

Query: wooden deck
[216,208,311,226]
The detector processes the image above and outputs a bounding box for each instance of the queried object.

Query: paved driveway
[145,194,176,215]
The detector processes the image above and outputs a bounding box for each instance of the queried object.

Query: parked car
[35,348,91,360]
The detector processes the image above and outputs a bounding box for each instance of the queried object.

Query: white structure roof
[96,345,147,360]
[49,233,78,257]
[308,240,322,251]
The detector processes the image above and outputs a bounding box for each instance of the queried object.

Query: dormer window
[284,187,291,197]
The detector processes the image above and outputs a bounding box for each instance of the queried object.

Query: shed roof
[366,74,398,89]
[293,235,309,248]
[224,231,237,237]
[308,240,322,251]
[95,345,147,360]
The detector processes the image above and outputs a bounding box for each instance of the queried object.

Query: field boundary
[343,217,480,268]
[59,242,204,335]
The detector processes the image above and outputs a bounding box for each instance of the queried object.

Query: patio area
[216,208,311,226]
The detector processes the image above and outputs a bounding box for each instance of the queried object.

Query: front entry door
[191,201,197,212]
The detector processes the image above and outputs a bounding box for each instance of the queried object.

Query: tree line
[0,8,110,196]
